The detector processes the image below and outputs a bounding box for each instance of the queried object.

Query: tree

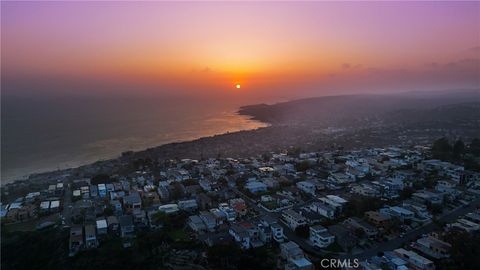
[1,229,68,270]
[344,196,383,217]
[295,160,310,172]
[103,206,114,216]
[441,231,480,270]
[294,225,310,238]
[207,243,275,270]
[468,138,480,156]
[170,182,185,200]
[151,211,170,228]
[90,174,111,185]
[453,139,465,160]
[432,137,452,160]
[400,187,415,200]
[354,228,366,238]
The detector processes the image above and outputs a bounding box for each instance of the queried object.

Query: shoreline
[1,109,269,185]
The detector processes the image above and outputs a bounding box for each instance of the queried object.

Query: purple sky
[2,1,479,101]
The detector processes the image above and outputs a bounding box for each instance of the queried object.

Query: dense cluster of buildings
[2,144,480,269]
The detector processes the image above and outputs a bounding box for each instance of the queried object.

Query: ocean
[1,96,266,183]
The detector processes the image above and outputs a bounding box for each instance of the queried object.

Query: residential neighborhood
[2,138,480,269]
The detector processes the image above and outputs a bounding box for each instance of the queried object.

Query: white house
[394,248,435,270]
[245,181,268,193]
[381,206,414,222]
[309,225,335,248]
[96,219,108,235]
[229,225,250,249]
[282,209,307,230]
[308,202,335,219]
[188,215,207,233]
[296,181,316,195]
[271,223,285,243]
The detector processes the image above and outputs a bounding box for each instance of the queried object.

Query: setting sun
[236,84,241,89]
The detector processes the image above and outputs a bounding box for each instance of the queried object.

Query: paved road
[349,197,480,261]
[231,187,330,256]
[233,187,480,260]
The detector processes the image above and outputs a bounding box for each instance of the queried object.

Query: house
[367,251,409,270]
[307,202,335,219]
[178,199,198,212]
[119,215,135,237]
[90,185,98,197]
[109,200,122,216]
[448,218,480,232]
[229,198,247,216]
[201,231,234,247]
[50,200,60,212]
[464,212,480,224]
[296,181,316,195]
[107,215,119,233]
[199,179,212,192]
[381,206,414,222]
[219,203,237,222]
[245,181,268,193]
[96,218,108,235]
[394,248,435,270]
[0,204,7,218]
[351,184,380,197]
[157,186,170,202]
[98,184,107,197]
[309,225,335,248]
[328,172,354,184]
[412,190,443,205]
[84,224,98,249]
[282,209,307,230]
[69,226,84,256]
[263,178,280,189]
[280,241,304,260]
[25,192,41,203]
[240,222,263,248]
[318,195,348,212]
[40,201,50,214]
[196,193,213,210]
[286,258,314,270]
[280,241,314,270]
[271,223,285,242]
[299,208,322,224]
[133,209,148,227]
[365,211,391,229]
[188,215,207,234]
[435,180,457,193]
[229,224,250,249]
[199,211,217,232]
[142,191,160,205]
[123,192,142,213]
[343,217,378,239]
[109,191,126,202]
[209,208,227,225]
[48,184,57,194]
[328,224,358,252]
[411,236,451,259]
[258,223,272,243]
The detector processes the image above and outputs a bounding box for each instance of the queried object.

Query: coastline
[1,108,269,185]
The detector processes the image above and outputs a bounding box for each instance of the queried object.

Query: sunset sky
[2,1,479,101]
